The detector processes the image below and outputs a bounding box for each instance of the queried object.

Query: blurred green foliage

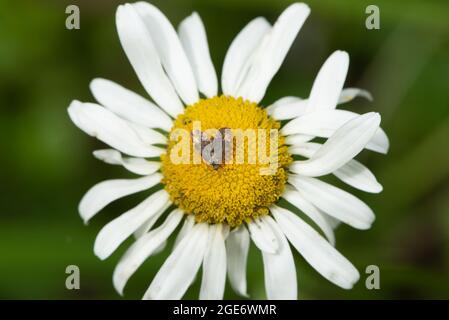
[1,0,448,299]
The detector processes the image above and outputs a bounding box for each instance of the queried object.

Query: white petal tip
[346,274,360,289]
[116,4,123,15]
[116,4,133,21]
[353,210,376,229]
[94,234,114,260]
[115,288,123,297]
[329,50,349,66]
[335,50,349,58]
[366,112,381,127]
[357,220,375,230]
[289,2,311,13]
[94,248,109,261]
[371,184,383,193]
[382,138,390,154]
[89,78,106,93]
[340,281,356,290]
[328,268,360,290]
[89,78,99,87]
[67,100,86,131]
[67,100,81,114]
[79,209,90,226]
[92,150,104,160]
[97,255,108,261]
[113,280,125,296]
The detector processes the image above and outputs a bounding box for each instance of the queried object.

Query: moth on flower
[191,127,233,169]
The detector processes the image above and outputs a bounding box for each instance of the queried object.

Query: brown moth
[191,128,233,169]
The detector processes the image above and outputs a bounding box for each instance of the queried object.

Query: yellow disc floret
[161,95,291,227]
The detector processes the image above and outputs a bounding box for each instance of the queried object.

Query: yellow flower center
[160,95,291,227]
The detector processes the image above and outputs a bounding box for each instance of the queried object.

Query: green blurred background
[1,0,448,299]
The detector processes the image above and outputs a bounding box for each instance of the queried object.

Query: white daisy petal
[289,175,375,230]
[79,173,162,224]
[174,215,195,248]
[152,241,167,256]
[178,12,218,98]
[129,123,167,146]
[267,96,301,107]
[289,142,383,193]
[271,205,359,289]
[288,142,321,158]
[143,223,209,300]
[289,112,381,177]
[153,240,167,255]
[333,159,383,193]
[247,217,279,254]
[68,101,164,157]
[221,224,231,239]
[133,201,171,238]
[116,4,184,118]
[94,189,169,260]
[237,3,310,103]
[266,96,308,120]
[307,50,349,112]
[226,225,250,298]
[281,109,389,154]
[282,185,335,245]
[266,88,372,121]
[324,214,341,229]
[113,209,183,295]
[369,128,389,154]
[89,78,173,131]
[281,109,351,136]
[221,17,271,96]
[260,215,297,300]
[339,87,373,104]
[93,149,160,176]
[133,2,199,105]
[285,134,314,146]
[200,224,227,300]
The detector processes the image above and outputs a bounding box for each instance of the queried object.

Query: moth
[191,127,233,170]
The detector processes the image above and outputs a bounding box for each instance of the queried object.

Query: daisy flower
[68,1,389,300]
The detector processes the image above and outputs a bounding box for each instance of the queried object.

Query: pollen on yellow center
[160,95,291,227]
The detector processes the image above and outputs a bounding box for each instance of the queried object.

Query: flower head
[68,1,389,299]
